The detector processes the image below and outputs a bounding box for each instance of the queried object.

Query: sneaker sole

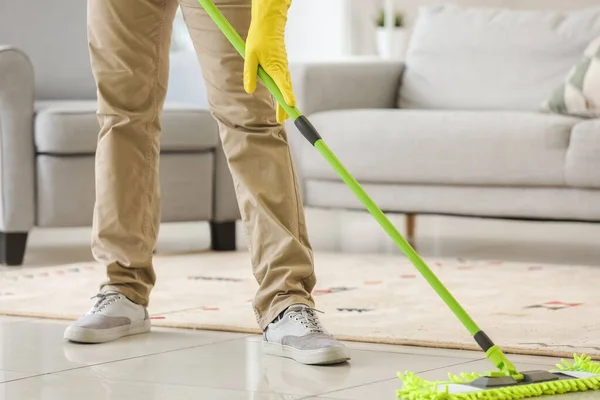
[262,341,350,365]
[64,320,151,344]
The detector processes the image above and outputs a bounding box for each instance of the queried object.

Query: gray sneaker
[262,304,350,365]
[64,291,150,343]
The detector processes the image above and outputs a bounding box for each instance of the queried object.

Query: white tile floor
[1,208,599,399]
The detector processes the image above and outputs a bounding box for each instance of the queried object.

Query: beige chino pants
[87,0,316,329]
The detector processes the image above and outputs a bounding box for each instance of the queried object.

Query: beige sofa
[0,0,240,265]
[288,5,600,236]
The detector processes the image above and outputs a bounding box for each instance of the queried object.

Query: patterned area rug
[1,251,598,359]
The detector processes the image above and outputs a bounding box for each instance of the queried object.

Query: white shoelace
[89,292,122,314]
[288,307,325,333]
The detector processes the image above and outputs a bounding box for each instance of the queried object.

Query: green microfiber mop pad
[397,354,600,399]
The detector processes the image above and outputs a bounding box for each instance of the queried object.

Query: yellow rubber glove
[243,0,294,124]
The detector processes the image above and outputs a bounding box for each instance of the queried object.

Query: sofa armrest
[285,60,403,194]
[290,60,404,116]
[0,46,35,232]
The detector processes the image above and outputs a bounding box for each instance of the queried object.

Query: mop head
[397,353,600,399]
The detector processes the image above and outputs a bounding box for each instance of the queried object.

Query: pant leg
[87,0,179,306]
[177,0,316,330]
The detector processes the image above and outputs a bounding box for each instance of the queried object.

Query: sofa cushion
[300,109,581,187]
[566,119,600,188]
[34,101,219,154]
[399,5,600,111]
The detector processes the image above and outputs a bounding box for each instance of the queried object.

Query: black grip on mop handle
[474,330,495,352]
[294,116,322,146]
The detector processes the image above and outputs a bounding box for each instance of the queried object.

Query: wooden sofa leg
[0,232,28,266]
[405,214,416,245]
[210,221,236,251]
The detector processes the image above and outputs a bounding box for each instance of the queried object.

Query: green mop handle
[197,0,514,373]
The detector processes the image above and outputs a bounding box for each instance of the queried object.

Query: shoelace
[288,307,325,333]
[89,292,122,314]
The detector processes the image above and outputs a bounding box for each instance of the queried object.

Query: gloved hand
[243,0,295,124]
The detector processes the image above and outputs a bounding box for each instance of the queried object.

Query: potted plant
[375,9,407,59]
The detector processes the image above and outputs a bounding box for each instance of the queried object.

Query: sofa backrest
[0,0,97,100]
[398,5,600,111]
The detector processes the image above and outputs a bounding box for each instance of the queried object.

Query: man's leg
[178,0,314,329]
[64,0,179,344]
[178,0,349,364]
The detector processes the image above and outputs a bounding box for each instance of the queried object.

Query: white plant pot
[376,27,407,60]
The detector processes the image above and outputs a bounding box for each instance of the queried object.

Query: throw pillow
[547,36,600,118]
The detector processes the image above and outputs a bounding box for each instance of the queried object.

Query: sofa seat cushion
[300,109,581,187]
[34,100,219,154]
[566,119,600,188]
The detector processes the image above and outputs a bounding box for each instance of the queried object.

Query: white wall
[173,1,354,61]
[286,0,352,61]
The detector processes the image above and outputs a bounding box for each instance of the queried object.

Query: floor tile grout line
[3,367,308,399]
[0,334,252,385]
[43,365,306,398]
[0,371,46,385]
[310,358,487,399]
[0,371,302,398]
[1,373,47,385]
[313,376,400,399]
[415,357,487,374]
